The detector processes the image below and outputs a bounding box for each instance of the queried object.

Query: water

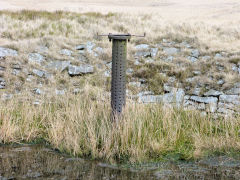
[0,145,240,179]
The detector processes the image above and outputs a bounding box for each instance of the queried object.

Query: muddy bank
[0,145,240,179]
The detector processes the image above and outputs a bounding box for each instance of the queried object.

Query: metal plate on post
[111,39,127,116]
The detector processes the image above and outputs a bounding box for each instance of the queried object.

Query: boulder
[68,64,94,76]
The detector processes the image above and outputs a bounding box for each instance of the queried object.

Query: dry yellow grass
[0,85,240,163]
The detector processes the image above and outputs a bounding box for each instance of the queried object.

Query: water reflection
[0,145,240,179]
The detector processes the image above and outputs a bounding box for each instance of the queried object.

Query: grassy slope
[1,85,240,164]
[0,10,240,164]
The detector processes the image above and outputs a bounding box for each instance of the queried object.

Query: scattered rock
[163,48,179,55]
[76,44,85,50]
[188,56,198,63]
[28,53,44,64]
[204,89,223,97]
[150,48,158,57]
[191,49,200,58]
[0,78,6,89]
[0,47,18,58]
[165,56,173,62]
[55,89,65,95]
[86,41,95,54]
[68,64,94,76]
[32,69,45,78]
[135,44,149,50]
[59,49,72,56]
[46,60,70,72]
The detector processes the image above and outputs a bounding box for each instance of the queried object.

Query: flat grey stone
[150,48,158,57]
[28,53,44,64]
[76,44,85,50]
[55,89,65,95]
[163,48,179,55]
[126,68,134,75]
[68,64,94,75]
[145,58,154,63]
[129,82,141,87]
[32,69,45,77]
[2,93,13,100]
[219,95,240,105]
[214,53,223,59]
[135,44,149,50]
[225,87,240,95]
[135,51,151,57]
[191,88,201,96]
[217,79,225,85]
[202,56,211,60]
[59,49,72,56]
[0,47,18,57]
[37,46,48,54]
[103,70,111,77]
[138,95,162,103]
[191,49,200,58]
[188,56,198,63]
[86,41,95,54]
[46,60,70,72]
[190,96,218,104]
[204,89,223,96]
[33,88,42,95]
[165,56,173,62]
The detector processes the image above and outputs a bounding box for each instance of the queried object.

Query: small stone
[33,88,42,95]
[135,51,151,57]
[191,49,200,58]
[126,68,134,75]
[150,48,158,57]
[60,49,72,56]
[76,44,86,50]
[163,48,179,55]
[103,70,111,77]
[37,46,48,54]
[46,60,70,72]
[28,53,44,64]
[135,44,149,50]
[165,56,173,62]
[188,56,198,63]
[129,82,141,87]
[68,64,94,76]
[134,59,141,65]
[191,88,201,96]
[2,93,13,100]
[86,41,95,53]
[145,58,154,63]
[202,56,211,61]
[217,79,225,85]
[32,69,45,78]
[55,89,65,95]
[214,53,223,59]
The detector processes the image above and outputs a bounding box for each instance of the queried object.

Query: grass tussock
[0,86,239,164]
